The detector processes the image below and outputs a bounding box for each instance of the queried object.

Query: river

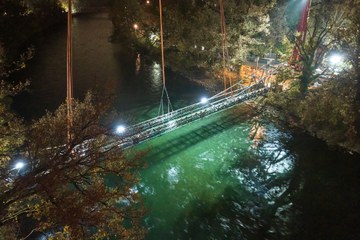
[15,13,360,240]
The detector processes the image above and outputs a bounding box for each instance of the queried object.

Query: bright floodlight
[200,97,208,104]
[329,54,342,65]
[116,125,126,134]
[14,161,25,170]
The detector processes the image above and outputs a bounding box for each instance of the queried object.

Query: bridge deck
[114,64,280,148]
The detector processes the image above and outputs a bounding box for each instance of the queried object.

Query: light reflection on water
[133,107,298,239]
[133,106,360,240]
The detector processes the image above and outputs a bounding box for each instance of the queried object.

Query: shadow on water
[140,111,246,165]
[144,119,360,240]
[167,130,299,240]
[170,186,275,240]
[285,133,360,240]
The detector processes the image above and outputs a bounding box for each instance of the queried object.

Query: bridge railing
[118,83,268,148]
[125,64,276,136]
[118,87,268,148]
[124,81,261,136]
[116,63,282,148]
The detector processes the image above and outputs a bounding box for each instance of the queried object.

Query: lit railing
[116,64,280,148]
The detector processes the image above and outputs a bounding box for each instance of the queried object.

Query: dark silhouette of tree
[1,56,146,238]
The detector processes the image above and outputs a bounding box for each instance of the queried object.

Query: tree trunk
[300,62,312,96]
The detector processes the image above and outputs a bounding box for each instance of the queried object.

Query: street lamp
[329,54,343,65]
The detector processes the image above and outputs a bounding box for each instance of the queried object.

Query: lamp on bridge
[200,97,208,104]
[116,125,126,134]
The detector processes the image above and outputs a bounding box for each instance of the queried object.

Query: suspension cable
[219,0,226,91]
[157,0,173,116]
[66,0,73,144]
[219,0,231,94]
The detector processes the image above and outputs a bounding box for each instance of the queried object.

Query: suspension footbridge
[116,64,280,149]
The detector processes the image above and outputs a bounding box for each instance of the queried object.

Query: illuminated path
[117,64,279,148]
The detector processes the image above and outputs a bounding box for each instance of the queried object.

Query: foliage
[0,47,31,168]
[0,52,28,238]
[26,0,63,16]
[268,2,289,49]
[267,73,358,149]
[293,0,347,94]
[0,0,64,61]
[110,0,275,73]
[59,0,110,12]
[298,78,356,143]
[225,0,274,65]
[0,88,146,238]
[333,0,360,134]
[267,0,360,149]
[274,36,293,63]
[0,80,28,165]
[110,0,144,42]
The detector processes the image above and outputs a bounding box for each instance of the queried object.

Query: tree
[335,0,360,136]
[294,0,347,95]
[110,0,274,73]
[160,0,274,71]
[225,0,274,66]
[0,81,27,163]
[26,0,63,17]
[0,45,30,168]
[110,0,144,42]
[0,89,146,238]
[0,0,64,62]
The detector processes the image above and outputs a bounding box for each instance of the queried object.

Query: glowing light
[146,0,150,4]
[60,1,77,13]
[329,54,343,65]
[168,121,177,128]
[116,125,126,134]
[200,97,208,104]
[133,24,139,30]
[14,161,25,170]
[149,33,159,44]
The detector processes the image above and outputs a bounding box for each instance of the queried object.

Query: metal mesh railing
[117,64,279,148]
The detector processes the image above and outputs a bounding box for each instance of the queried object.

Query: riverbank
[259,97,360,154]
[141,47,360,154]
[110,10,360,155]
[139,51,360,154]
[134,45,360,154]
[128,43,223,93]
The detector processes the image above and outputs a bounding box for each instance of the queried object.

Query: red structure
[290,0,312,64]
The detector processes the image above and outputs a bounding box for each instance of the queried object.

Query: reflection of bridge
[117,64,279,148]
